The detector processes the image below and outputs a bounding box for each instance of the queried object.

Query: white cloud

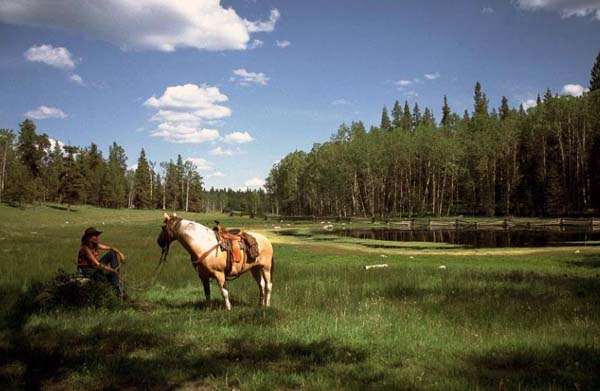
[245,9,280,32]
[224,131,254,144]
[562,83,588,97]
[24,44,75,70]
[186,157,214,171]
[331,99,350,105]
[69,73,85,85]
[516,0,600,20]
[25,105,67,119]
[1,1,280,51]
[145,84,230,113]
[248,39,264,49]
[47,138,65,153]
[394,80,413,86]
[206,171,225,178]
[209,146,241,156]
[144,84,231,143]
[186,157,224,178]
[522,99,538,110]
[231,68,270,86]
[424,72,441,80]
[482,7,494,14]
[275,40,291,48]
[150,123,220,144]
[244,177,265,188]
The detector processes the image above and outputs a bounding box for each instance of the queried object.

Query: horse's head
[157,212,180,250]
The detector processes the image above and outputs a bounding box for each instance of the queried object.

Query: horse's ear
[173,212,177,217]
[163,212,170,220]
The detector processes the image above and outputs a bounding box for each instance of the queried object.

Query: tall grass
[0,204,599,390]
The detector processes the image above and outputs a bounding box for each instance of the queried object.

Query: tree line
[0,120,268,214]
[266,52,600,218]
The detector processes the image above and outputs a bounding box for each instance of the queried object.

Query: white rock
[438,265,447,270]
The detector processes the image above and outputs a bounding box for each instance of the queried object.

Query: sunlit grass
[1,203,599,390]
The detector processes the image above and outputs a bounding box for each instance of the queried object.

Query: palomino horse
[157,213,274,310]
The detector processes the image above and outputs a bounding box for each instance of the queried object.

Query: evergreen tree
[83,143,106,206]
[473,82,489,118]
[401,101,412,130]
[412,103,422,129]
[422,107,435,127]
[380,106,391,130]
[441,95,451,127]
[133,148,152,208]
[59,146,84,210]
[0,129,16,203]
[500,96,510,121]
[102,142,128,208]
[590,50,600,92]
[391,100,402,129]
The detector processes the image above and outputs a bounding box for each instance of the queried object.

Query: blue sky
[1,0,599,189]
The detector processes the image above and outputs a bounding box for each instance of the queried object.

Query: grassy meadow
[0,203,599,390]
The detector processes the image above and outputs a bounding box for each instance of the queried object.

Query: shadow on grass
[44,204,78,212]
[568,254,600,269]
[464,345,600,391]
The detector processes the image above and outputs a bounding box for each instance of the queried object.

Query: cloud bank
[516,0,600,20]
[145,84,230,143]
[231,68,270,86]
[1,0,280,51]
[24,44,75,70]
[25,105,67,119]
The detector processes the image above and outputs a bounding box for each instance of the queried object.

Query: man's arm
[98,243,127,263]
[82,247,118,273]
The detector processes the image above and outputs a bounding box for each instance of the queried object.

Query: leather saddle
[213,221,260,275]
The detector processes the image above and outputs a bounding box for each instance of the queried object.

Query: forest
[0,120,268,214]
[265,52,600,218]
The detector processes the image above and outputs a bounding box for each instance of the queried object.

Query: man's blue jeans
[78,250,124,296]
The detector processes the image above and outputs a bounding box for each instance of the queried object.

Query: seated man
[77,227,126,297]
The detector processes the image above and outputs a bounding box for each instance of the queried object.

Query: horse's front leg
[193,258,211,303]
[214,272,231,310]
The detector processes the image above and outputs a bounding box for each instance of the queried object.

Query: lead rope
[150,244,170,285]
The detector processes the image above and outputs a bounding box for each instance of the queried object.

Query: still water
[330,228,600,248]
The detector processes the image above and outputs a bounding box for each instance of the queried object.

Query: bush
[22,269,121,313]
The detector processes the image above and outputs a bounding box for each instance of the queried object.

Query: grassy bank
[1,204,599,390]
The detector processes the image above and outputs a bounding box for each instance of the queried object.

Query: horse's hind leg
[261,266,273,307]
[251,267,266,306]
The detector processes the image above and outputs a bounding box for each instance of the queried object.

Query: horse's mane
[180,219,217,244]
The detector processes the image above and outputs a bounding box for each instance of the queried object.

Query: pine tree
[391,100,402,129]
[133,148,152,208]
[401,101,412,130]
[590,50,600,92]
[380,106,391,130]
[59,146,84,210]
[499,96,510,121]
[412,103,422,129]
[441,95,451,126]
[102,142,128,208]
[0,129,16,203]
[473,82,489,118]
[422,107,436,127]
[84,143,106,206]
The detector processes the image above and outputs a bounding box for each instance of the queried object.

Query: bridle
[152,218,182,284]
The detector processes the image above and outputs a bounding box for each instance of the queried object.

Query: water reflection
[331,228,600,248]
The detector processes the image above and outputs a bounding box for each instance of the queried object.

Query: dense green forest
[0,120,268,214]
[266,52,600,217]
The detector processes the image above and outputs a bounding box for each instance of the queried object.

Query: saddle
[213,221,260,275]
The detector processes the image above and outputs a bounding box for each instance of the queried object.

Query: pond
[328,227,600,248]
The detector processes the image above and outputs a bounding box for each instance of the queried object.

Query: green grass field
[1,204,599,390]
